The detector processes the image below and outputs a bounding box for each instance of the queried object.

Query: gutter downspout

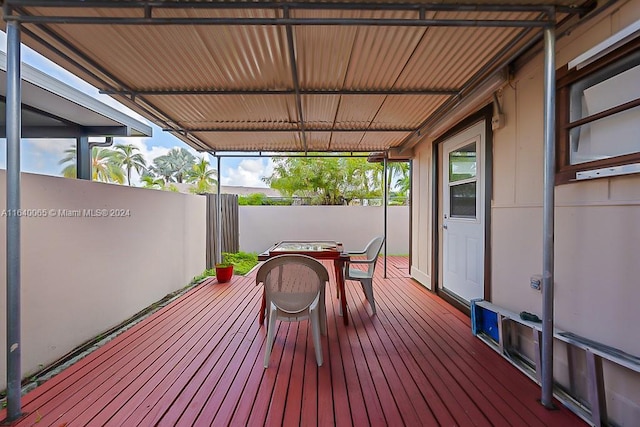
[541,18,557,408]
[77,136,114,180]
[5,19,23,422]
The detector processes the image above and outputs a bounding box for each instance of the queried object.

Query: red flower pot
[215,265,234,283]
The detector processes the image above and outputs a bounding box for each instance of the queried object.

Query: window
[556,37,640,184]
[448,142,477,218]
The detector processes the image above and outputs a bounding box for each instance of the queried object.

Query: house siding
[411,1,640,423]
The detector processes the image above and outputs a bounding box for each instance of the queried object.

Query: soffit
[0,49,152,138]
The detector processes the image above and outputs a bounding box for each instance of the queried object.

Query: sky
[0,31,273,188]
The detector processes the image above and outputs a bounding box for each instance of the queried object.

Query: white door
[442,121,485,302]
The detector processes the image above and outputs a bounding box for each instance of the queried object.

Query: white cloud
[222,158,273,188]
[19,139,73,176]
[24,138,71,157]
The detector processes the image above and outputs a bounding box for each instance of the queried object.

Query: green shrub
[222,251,258,275]
[238,193,269,205]
[238,193,293,206]
[190,251,259,284]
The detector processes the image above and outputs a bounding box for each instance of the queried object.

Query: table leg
[334,258,349,326]
[333,263,340,299]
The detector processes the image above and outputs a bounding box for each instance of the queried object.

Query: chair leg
[263,296,271,327]
[319,298,327,336]
[362,278,376,315]
[310,307,323,367]
[264,304,278,368]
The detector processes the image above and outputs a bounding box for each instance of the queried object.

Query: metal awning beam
[5,15,556,28]
[4,0,572,28]
[283,6,307,153]
[100,88,459,96]
[206,152,375,158]
[4,0,585,16]
[167,127,415,133]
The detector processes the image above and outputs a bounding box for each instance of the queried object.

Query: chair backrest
[363,236,385,277]
[257,254,329,314]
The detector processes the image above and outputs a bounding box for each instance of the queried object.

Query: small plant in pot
[215,256,234,283]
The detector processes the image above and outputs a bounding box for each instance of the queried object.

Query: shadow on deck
[1,257,584,426]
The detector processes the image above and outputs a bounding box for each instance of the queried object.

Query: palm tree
[149,156,175,184]
[140,175,166,190]
[60,147,79,179]
[396,174,410,201]
[163,148,197,183]
[59,146,125,184]
[114,143,147,186]
[186,157,218,194]
[148,148,196,183]
[92,148,125,184]
[385,161,409,201]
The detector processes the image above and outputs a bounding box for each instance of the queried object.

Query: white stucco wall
[411,1,640,423]
[0,172,206,389]
[239,205,409,255]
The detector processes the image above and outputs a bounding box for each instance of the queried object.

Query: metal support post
[5,19,23,422]
[76,135,91,180]
[383,156,388,278]
[541,22,556,408]
[216,155,222,265]
[408,159,413,268]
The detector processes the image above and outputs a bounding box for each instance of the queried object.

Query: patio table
[258,240,350,326]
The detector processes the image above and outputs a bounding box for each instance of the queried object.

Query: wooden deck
[2,257,585,426]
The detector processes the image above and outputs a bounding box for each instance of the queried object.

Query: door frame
[431,105,494,315]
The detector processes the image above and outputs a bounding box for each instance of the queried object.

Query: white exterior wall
[0,172,206,390]
[239,205,409,255]
[411,1,640,423]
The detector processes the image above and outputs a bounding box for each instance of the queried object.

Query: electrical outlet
[530,275,542,291]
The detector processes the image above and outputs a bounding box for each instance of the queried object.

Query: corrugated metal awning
[1,1,594,153]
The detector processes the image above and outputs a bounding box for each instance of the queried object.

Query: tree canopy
[59,144,218,194]
[149,148,196,184]
[186,157,218,194]
[263,155,407,205]
[58,144,408,204]
[59,146,125,184]
[114,143,146,186]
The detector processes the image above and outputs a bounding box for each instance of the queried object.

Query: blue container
[471,300,500,342]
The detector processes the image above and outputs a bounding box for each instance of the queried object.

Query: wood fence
[206,194,239,269]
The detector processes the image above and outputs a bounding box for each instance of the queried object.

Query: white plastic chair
[257,254,329,368]
[344,236,385,315]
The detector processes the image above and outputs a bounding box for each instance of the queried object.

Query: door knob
[443,224,448,229]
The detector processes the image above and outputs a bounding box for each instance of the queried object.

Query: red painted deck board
[1,257,586,427]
